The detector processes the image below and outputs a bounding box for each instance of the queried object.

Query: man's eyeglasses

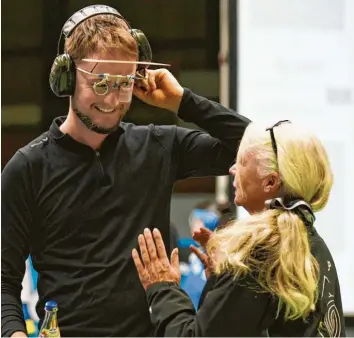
[77,67,145,100]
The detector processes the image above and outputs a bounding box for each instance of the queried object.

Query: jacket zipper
[95,150,105,182]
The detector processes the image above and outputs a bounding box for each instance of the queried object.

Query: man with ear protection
[1,5,250,337]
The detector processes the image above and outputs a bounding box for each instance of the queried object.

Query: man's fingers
[133,85,147,100]
[147,70,157,91]
[190,245,209,266]
[170,247,180,272]
[133,70,155,98]
[153,68,169,86]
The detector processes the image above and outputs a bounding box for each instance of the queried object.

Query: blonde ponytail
[207,208,319,320]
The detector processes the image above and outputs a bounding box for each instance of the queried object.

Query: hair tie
[265,197,315,227]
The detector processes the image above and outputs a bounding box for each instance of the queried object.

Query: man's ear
[263,173,281,193]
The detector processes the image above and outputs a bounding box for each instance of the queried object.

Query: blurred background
[2,0,354,335]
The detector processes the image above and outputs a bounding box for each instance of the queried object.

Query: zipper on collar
[94,150,106,184]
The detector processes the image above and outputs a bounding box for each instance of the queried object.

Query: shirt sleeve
[146,274,271,337]
[174,88,251,179]
[1,151,34,337]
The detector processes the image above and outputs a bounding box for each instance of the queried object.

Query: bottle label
[39,327,60,337]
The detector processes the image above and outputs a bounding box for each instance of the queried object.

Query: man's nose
[103,89,121,107]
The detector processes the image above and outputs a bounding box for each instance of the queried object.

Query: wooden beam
[173,177,215,193]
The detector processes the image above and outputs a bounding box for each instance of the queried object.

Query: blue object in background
[177,237,198,249]
[178,237,207,310]
[178,209,219,309]
[180,252,207,309]
[21,256,39,337]
[190,209,219,231]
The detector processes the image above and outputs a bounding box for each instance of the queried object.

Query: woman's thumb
[170,248,180,270]
[190,245,208,266]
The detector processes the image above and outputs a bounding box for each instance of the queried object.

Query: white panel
[238,0,354,315]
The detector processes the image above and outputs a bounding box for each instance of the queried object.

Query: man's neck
[60,110,108,150]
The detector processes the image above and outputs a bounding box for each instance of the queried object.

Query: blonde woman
[133,120,345,337]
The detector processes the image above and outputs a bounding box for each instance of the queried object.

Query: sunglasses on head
[266,120,291,157]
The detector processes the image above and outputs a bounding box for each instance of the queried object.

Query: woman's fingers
[134,228,181,289]
[132,248,145,275]
[170,247,180,272]
[201,227,213,235]
[190,245,209,267]
[192,226,212,247]
[138,234,151,266]
[143,228,158,263]
[152,228,168,261]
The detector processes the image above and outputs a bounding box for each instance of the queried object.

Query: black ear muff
[49,54,76,97]
[130,29,152,72]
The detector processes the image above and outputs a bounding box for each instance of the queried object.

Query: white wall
[238,0,354,315]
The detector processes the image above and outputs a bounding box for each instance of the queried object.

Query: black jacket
[1,88,250,337]
[146,225,346,337]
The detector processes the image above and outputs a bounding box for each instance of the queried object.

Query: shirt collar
[49,116,125,155]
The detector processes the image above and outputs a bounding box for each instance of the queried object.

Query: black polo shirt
[1,88,250,337]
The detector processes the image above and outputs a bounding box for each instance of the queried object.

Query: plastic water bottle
[38,301,61,337]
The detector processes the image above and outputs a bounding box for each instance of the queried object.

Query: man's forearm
[177,88,251,153]
[1,292,27,337]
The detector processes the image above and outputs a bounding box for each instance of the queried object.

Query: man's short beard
[74,109,120,135]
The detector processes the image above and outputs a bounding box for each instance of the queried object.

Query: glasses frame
[76,67,145,96]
